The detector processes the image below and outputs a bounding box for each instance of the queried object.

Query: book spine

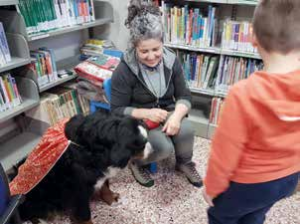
[0,23,11,63]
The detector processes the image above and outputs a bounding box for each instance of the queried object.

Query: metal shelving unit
[0,33,31,73]
[0,0,114,170]
[28,18,113,41]
[165,43,221,54]
[188,109,210,138]
[39,74,77,93]
[164,43,260,60]
[0,99,39,123]
[189,87,216,97]
[0,132,42,171]
[0,57,30,73]
[0,0,18,6]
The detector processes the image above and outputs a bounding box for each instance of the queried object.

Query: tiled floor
[25,138,300,224]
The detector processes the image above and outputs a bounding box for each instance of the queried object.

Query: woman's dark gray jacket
[111,47,192,116]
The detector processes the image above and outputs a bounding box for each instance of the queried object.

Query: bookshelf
[0,132,41,171]
[0,33,31,73]
[0,0,113,171]
[162,0,261,139]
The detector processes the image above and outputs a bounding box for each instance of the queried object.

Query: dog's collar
[69,140,83,148]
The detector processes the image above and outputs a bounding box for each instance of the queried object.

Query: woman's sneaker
[176,161,203,188]
[129,162,154,187]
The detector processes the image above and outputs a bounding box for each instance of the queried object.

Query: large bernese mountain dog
[11,110,151,224]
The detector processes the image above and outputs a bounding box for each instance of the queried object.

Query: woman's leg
[138,127,174,165]
[129,127,174,187]
[172,118,202,187]
[172,118,194,164]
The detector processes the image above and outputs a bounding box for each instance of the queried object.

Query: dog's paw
[100,191,120,205]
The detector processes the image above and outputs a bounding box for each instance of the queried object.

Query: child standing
[203,0,300,223]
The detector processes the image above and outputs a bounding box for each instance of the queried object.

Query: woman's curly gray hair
[125,0,163,47]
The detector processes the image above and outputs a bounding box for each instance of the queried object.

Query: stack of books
[75,53,120,84]
[0,22,11,67]
[80,39,105,57]
[28,48,58,88]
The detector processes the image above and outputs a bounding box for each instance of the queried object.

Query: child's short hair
[253,0,300,54]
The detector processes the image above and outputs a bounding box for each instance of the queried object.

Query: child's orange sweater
[204,70,300,198]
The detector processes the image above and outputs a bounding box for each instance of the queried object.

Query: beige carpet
[25,137,300,224]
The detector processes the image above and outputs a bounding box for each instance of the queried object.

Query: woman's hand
[162,114,181,136]
[147,108,168,123]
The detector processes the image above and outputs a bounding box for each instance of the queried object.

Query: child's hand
[202,187,214,207]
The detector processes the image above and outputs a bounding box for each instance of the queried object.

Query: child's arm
[204,84,250,198]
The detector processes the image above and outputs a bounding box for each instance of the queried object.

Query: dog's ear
[65,114,85,141]
[110,145,131,168]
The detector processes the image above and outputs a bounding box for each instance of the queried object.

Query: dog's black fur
[11,110,148,223]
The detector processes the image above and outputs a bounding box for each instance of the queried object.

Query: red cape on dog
[10,118,70,195]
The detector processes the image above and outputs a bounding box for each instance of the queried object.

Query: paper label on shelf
[30,34,50,41]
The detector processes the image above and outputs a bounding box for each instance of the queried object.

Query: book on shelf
[221,20,257,53]
[28,47,58,88]
[26,85,88,126]
[209,97,224,125]
[0,73,22,112]
[215,56,263,93]
[162,2,217,48]
[80,39,105,57]
[17,0,96,36]
[0,22,12,67]
[162,1,259,58]
[176,50,220,91]
[61,81,90,115]
[74,53,120,83]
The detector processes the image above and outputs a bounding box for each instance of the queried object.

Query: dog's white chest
[94,167,121,189]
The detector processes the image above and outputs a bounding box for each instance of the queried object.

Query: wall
[94,0,131,52]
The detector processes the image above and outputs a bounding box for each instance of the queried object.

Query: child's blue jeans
[208,172,299,224]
